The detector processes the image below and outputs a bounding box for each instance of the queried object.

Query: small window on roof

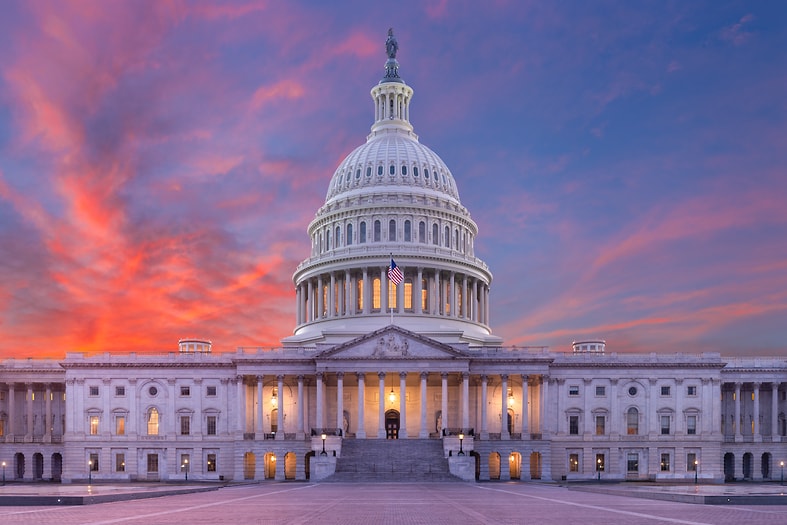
[413,167,419,177]
[402,165,407,175]
[355,169,360,179]
[389,164,395,175]
[377,165,383,176]
[366,167,371,177]
[424,169,429,179]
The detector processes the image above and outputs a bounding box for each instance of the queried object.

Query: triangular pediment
[315,325,467,360]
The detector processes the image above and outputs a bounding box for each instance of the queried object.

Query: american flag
[388,258,404,285]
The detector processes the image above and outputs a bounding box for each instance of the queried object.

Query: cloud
[719,14,755,46]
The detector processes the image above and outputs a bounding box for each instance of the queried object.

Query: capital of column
[356,372,365,381]
[276,374,285,381]
[420,371,429,381]
[336,372,345,380]
[400,371,407,380]
[378,371,386,380]
[256,375,263,383]
[500,374,508,381]
[441,372,449,380]
[461,372,469,380]
[315,372,323,380]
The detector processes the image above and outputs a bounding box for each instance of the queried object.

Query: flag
[388,258,404,285]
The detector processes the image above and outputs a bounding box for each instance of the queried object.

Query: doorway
[385,409,400,439]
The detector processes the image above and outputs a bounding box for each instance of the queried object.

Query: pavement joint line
[281,484,350,525]
[83,483,316,525]
[473,484,714,525]
[430,486,498,525]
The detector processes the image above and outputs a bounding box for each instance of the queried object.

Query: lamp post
[694,460,698,485]
[780,461,784,486]
[321,433,327,456]
[184,458,189,481]
[597,458,602,482]
[458,433,465,456]
[88,460,93,484]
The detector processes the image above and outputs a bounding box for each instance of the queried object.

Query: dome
[325,131,461,205]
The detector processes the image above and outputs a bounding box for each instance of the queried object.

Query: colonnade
[724,381,784,440]
[0,382,64,441]
[295,267,490,327]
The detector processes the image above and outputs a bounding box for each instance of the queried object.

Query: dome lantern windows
[347,224,353,245]
[418,221,426,243]
[404,220,411,242]
[388,220,396,242]
[359,221,367,244]
[432,224,439,245]
[373,220,381,242]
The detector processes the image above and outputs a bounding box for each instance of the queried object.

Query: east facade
[1,31,785,484]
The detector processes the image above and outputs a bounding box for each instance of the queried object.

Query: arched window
[366,167,371,177]
[432,224,439,245]
[454,229,459,250]
[347,224,353,246]
[372,278,381,310]
[627,407,639,435]
[401,165,407,176]
[418,221,426,243]
[421,277,428,312]
[377,165,383,176]
[389,164,395,175]
[147,408,159,436]
[335,226,341,247]
[404,278,413,310]
[388,220,396,242]
[444,226,450,248]
[359,221,366,243]
[326,229,331,251]
[404,220,411,242]
[374,220,381,242]
[357,277,364,311]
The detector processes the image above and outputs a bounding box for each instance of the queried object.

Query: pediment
[315,325,467,361]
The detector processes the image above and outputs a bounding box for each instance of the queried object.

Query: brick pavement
[0,483,786,524]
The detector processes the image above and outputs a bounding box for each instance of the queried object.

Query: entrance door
[385,409,400,439]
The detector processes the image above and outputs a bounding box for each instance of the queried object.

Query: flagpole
[389,253,394,326]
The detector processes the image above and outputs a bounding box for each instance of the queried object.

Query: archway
[385,409,400,439]
[51,453,63,482]
[305,451,315,480]
[724,453,735,481]
[264,452,276,479]
[509,452,522,480]
[743,452,753,480]
[284,452,296,480]
[270,409,278,434]
[471,451,480,481]
[243,452,256,480]
[530,451,542,480]
[762,452,771,479]
[15,452,25,479]
[507,409,514,435]
[33,452,44,479]
[489,452,501,480]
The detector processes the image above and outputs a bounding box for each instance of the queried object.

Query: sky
[0,0,785,359]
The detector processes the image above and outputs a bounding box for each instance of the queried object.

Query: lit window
[90,416,99,435]
[357,278,364,310]
[388,280,397,310]
[147,408,160,436]
[595,416,605,435]
[404,279,413,310]
[660,453,670,471]
[595,454,605,472]
[627,408,639,435]
[116,416,125,435]
[180,416,190,435]
[372,278,381,310]
[207,453,217,472]
[687,415,697,435]
[569,453,579,472]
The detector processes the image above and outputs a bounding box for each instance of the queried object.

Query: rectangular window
[661,386,671,396]
[206,386,217,397]
[357,278,364,310]
[90,453,99,471]
[180,416,190,435]
[115,386,125,396]
[147,454,158,473]
[627,453,639,473]
[595,453,605,472]
[207,453,217,472]
[372,278,381,309]
[90,415,99,435]
[687,385,697,396]
[595,386,606,396]
[568,385,579,396]
[404,281,413,310]
[660,453,670,471]
[569,453,579,472]
[388,280,397,309]
[569,415,579,435]
[687,415,697,435]
[595,416,605,435]
[89,386,99,396]
[116,416,125,435]
[181,454,190,473]
[180,386,190,396]
[0,419,4,437]
[661,415,671,435]
[687,453,697,471]
[116,454,125,472]
[207,415,217,435]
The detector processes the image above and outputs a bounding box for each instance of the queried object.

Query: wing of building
[1,31,785,485]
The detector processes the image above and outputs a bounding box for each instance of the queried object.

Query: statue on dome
[385,28,398,59]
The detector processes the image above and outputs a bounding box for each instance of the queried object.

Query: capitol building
[1,31,785,485]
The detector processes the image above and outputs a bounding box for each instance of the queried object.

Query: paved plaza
[1,482,786,524]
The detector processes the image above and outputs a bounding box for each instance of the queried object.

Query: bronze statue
[385,28,398,59]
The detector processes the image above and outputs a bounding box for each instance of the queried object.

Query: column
[449,272,456,317]
[734,382,742,441]
[472,280,479,322]
[416,268,423,314]
[702,379,712,435]
[191,378,200,438]
[609,379,619,438]
[461,372,469,429]
[129,379,138,436]
[8,384,15,438]
[772,383,780,439]
[521,375,529,437]
[307,279,314,322]
[357,373,366,438]
[297,375,304,438]
[501,374,509,439]
[378,372,386,438]
[276,375,285,439]
[479,285,486,324]
[329,272,336,318]
[380,267,387,315]
[399,372,408,438]
[485,286,490,325]
[102,379,111,436]
[26,382,33,438]
[317,275,324,318]
[753,382,761,441]
[344,270,352,316]
[397,267,404,314]
[336,372,344,435]
[441,373,449,434]
[45,383,52,438]
[480,375,488,439]
[236,376,245,434]
[419,372,428,438]
[256,376,264,435]
[675,379,684,434]
[296,286,302,325]
[648,379,658,437]
[315,372,324,429]
[462,276,468,318]
[362,269,370,314]
[435,272,442,315]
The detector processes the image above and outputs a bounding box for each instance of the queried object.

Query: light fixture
[389,387,396,403]
[271,388,278,407]
[508,391,514,407]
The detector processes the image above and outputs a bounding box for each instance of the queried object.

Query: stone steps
[328,438,460,482]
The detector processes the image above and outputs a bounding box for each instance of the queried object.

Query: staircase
[328,439,459,482]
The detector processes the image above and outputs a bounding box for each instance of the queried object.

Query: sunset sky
[0,1,785,359]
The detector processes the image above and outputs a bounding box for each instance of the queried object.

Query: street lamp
[458,433,465,456]
[321,433,327,456]
[2,461,5,486]
[184,458,189,481]
[694,460,699,485]
[88,460,93,484]
[780,461,784,486]
[597,458,602,482]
